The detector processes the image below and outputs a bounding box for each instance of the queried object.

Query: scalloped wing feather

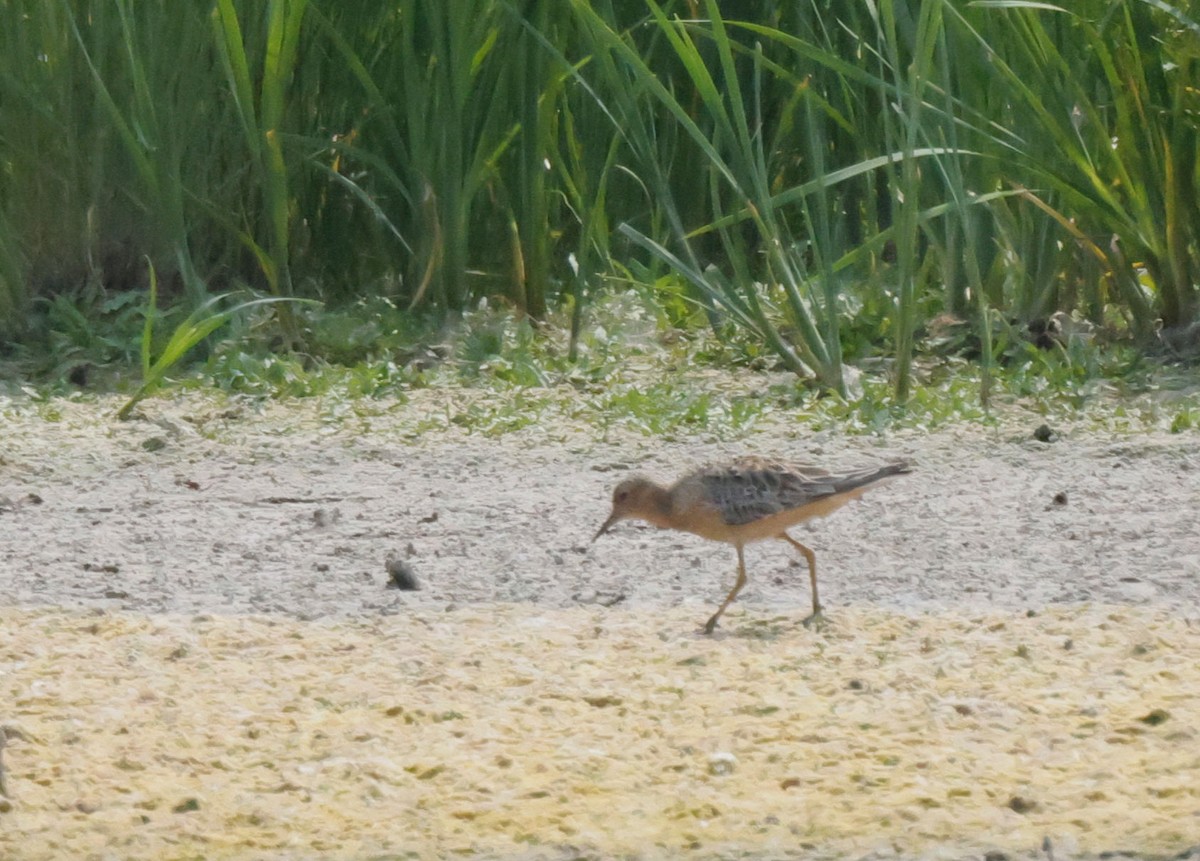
[691,457,908,527]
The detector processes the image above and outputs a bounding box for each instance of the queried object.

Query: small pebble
[707,752,737,776]
[1007,795,1038,813]
[386,556,420,591]
[1033,424,1058,443]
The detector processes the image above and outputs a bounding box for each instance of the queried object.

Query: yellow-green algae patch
[1,604,1197,859]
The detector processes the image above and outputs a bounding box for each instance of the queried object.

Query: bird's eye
[615,490,629,503]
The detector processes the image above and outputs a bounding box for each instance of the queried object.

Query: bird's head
[593,477,662,542]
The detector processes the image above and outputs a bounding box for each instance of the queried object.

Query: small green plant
[1171,409,1196,434]
[116,260,312,419]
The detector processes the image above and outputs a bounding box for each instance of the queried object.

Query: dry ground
[1,390,1198,860]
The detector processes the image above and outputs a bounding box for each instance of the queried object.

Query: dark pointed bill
[592,513,620,543]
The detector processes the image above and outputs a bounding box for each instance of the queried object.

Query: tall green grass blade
[117,261,317,420]
[210,0,305,344]
[140,256,156,379]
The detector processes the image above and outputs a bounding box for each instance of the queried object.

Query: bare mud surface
[1,390,1198,860]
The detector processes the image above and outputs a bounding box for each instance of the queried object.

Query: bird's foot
[702,614,721,635]
[801,609,828,631]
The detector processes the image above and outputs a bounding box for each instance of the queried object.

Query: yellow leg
[704,545,747,634]
[780,533,825,628]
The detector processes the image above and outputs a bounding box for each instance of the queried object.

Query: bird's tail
[831,460,912,494]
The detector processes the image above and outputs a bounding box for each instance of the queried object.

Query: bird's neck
[641,485,677,528]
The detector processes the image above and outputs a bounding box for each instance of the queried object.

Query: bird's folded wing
[699,464,838,526]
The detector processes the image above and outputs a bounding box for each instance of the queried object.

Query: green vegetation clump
[7,284,1194,443]
[0,1,1198,419]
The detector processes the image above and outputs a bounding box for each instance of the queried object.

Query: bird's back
[687,456,909,529]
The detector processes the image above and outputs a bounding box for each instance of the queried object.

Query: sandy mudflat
[3,605,1199,861]
[1,391,1198,860]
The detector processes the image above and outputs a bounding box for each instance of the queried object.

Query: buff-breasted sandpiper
[594,457,910,633]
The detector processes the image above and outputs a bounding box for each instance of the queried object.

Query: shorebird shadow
[703,614,800,641]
